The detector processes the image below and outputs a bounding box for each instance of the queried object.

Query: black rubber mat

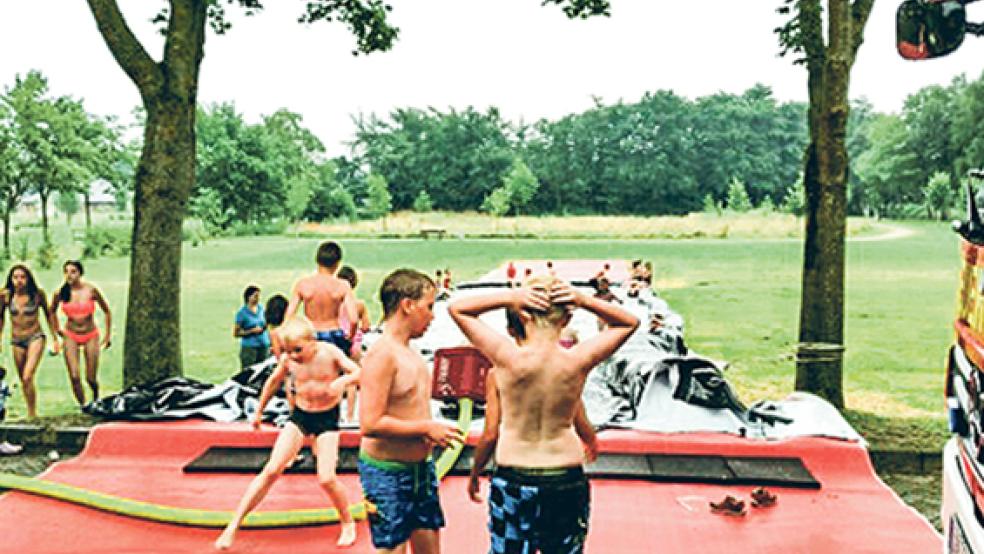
[184,447,820,488]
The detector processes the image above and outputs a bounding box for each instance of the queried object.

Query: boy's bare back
[292,275,351,331]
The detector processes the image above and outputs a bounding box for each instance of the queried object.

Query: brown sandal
[709,495,747,516]
[750,487,777,508]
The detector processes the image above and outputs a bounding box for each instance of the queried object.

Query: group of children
[218,241,640,553]
[0,260,112,422]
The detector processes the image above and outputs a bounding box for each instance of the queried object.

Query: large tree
[777,0,875,408]
[85,0,611,387]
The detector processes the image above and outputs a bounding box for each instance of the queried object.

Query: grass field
[0,215,957,452]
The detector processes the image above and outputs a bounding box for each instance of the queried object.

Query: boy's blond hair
[277,316,316,344]
[522,275,570,329]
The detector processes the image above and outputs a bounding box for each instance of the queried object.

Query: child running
[215,316,360,550]
[449,276,638,554]
[358,268,463,553]
[468,309,598,504]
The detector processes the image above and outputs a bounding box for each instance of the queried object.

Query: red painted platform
[0,420,940,553]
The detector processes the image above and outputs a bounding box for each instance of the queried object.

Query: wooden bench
[420,228,447,240]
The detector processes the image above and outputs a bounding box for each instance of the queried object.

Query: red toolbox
[432,346,492,401]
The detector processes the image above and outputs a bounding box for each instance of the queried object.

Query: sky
[3,1,984,157]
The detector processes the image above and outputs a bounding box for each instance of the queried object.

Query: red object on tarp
[431,346,491,401]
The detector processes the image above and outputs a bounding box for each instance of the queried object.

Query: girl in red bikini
[49,260,111,406]
[0,265,60,418]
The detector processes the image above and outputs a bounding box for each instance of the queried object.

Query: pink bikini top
[62,298,95,319]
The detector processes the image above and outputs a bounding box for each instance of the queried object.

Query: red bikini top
[62,298,95,319]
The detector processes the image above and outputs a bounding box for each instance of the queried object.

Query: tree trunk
[86,0,207,387]
[792,0,872,409]
[84,192,92,228]
[39,189,50,244]
[122,99,195,387]
[2,209,9,258]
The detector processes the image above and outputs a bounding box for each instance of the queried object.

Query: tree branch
[849,0,876,61]
[162,0,207,101]
[85,0,162,96]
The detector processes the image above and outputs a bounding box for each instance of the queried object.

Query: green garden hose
[0,399,473,528]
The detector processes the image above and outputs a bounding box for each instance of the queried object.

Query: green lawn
[2,219,959,449]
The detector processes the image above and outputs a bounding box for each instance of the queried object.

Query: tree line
[6,71,983,244]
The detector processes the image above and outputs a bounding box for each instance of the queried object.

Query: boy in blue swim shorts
[449,276,638,553]
[358,269,464,553]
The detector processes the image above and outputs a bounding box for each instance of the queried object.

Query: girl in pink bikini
[50,260,112,406]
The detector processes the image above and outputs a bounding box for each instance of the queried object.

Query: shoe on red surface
[750,487,777,508]
[709,495,747,516]
[0,441,23,455]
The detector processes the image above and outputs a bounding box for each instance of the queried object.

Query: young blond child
[215,316,360,550]
[358,268,463,553]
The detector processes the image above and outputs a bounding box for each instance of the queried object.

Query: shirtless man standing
[358,269,463,553]
[286,241,358,353]
[449,276,638,553]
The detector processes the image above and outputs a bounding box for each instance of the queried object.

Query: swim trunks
[358,452,446,549]
[488,465,590,554]
[315,328,352,355]
[288,405,340,437]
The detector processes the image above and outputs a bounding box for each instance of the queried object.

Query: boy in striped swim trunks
[449,276,638,553]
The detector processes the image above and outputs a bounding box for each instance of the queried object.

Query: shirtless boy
[358,269,463,553]
[286,241,358,352]
[467,308,598,504]
[215,317,360,550]
[449,276,638,553]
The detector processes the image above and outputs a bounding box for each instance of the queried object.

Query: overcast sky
[3,1,984,157]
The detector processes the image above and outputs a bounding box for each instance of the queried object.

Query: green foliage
[364,173,392,219]
[501,159,539,215]
[81,226,132,259]
[923,172,954,221]
[758,195,776,213]
[188,188,233,236]
[702,193,720,214]
[725,178,752,212]
[781,179,805,215]
[55,191,80,222]
[412,189,433,213]
[228,219,290,237]
[353,106,514,211]
[481,186,512,217]
[36,240,57,270]
[13,235,29,262]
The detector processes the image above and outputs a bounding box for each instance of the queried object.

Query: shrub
[81,226,132,259]
[36,240,58,270]
[228,219,289,237]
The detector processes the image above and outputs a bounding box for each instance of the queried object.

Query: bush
[36,240,58,270]
[81,226,132,259]
[228,219,289,237]
[14,235,30,262]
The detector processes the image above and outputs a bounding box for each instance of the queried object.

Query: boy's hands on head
[549,281,580,307]
[515,286,551,313]
[425,421,464,448]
